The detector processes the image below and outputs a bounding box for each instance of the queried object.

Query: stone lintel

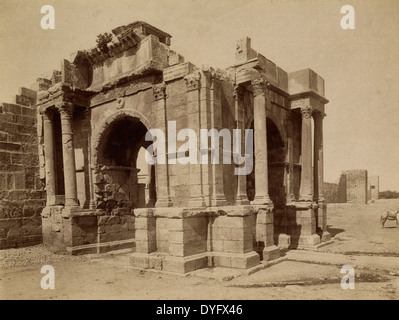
[290,201,318,210]
[133,206,261,219]
[61,207,98,219]
[290,91,329,111]
[163,62,195,83]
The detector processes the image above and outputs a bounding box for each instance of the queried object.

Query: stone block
[148,255,163,270]
[168,218,183,231]
[130,253,150,269]
[0,142,21,152]
[223,240,244,254]
[1,103,21,115]
[18,87,37,99]
[213,254,231,268]
[231,252,260,269]
[277,234,291,248]
[168,230,183,243]
[298,234,320,247]
[0,202,23,219]
[169,243,184,257]
[263,245,280,261]
[21,107,36,118]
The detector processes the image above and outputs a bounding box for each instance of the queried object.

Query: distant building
[368,175,379,201]
[324,170,379,204]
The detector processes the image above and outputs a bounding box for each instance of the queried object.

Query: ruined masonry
[1,21,331,273]
[0,89,45,249]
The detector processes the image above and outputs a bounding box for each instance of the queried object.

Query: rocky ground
[0,199,398,300]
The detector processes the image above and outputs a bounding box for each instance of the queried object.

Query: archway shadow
[326,225,345,237]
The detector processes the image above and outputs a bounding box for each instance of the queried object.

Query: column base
[188,197,206,208]
[130,252,208,274]
[210,195,228,207]
[298,195,313,202]
[65,198,80,207]
[251,195,272,205]
[277,234,291,249]
[321,231,331,242]
[236,197,250,205]
[296,234,321,248]
[262,245,280,261]
[211,251,260,269]
[155,197,173,208]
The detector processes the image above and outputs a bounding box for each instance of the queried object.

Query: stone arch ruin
[0,21,333,273]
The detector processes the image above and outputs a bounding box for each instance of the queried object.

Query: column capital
[251,78,270,97]
[300,105,313,119]
[152,82,167,101]
[312,111,325,121]
[184,71,201,91]
[56,102,74,119]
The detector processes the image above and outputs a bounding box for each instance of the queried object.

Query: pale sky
[1,0,398,190]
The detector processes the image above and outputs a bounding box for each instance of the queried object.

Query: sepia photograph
[0,0,398,304]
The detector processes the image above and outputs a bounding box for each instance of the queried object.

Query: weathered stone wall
[337,170,368,204]
[368,175,379,201]
[0,88,45,249]
[324,182,339,203]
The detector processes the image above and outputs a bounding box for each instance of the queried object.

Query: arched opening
[94,115,156,212]
[247,118,286,208]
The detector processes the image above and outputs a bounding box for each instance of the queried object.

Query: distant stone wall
[0,88,45,249]
[345,170,368,204]
[324,182,339,203]
[368,176,379,201]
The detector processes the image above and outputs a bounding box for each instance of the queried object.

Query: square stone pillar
[208,71,227,206]
[184,72,206,207]
[130,209,157,269]
[163,214,208,273]
[255,205,280,261]
[152,83,172,208]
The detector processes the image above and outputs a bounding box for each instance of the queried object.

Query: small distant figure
[381,210,399,228]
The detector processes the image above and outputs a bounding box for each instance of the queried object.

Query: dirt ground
[1,199,398,300]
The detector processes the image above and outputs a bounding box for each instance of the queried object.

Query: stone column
[209,73,227,206]
[313,112,331,241]
[56,102,79,207]
[82,108,95,209]
[153,83,172,207]
[286,112,296,203]
[251,78,271,205]
[234,85,249,205]
[42,110,56,206]
[299,105,313,201]
[185,72,205,207]
[313,112,324,202]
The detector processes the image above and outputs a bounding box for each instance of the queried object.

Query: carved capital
[152,83,167,101]
[234,85,244,102]
[251,78,269,97]
[300,105,313,119]
[56,102,74,120]
[184,72,201,91]
[312,111,325,122]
